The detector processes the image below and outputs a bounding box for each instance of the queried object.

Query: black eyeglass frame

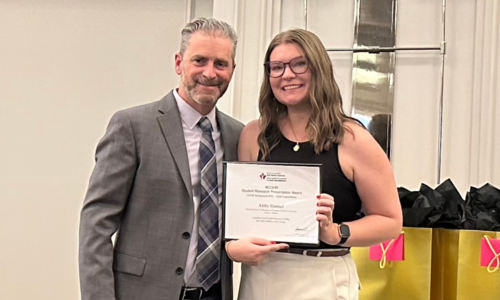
[263,57,309,78]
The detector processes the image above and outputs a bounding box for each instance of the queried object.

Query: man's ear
[174,53,182,75]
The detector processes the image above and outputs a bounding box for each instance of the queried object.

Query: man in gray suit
[79,18,243,300]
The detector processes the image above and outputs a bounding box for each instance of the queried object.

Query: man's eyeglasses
[264,57,309,78]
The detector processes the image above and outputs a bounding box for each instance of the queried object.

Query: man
[79,18,243,300]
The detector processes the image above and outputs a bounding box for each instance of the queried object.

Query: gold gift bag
[351,227,434,300]
[431,229,500,300]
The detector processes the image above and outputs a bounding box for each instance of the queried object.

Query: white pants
[238,252,360,300]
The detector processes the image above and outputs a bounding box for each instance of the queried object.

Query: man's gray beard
[186,84,221,105]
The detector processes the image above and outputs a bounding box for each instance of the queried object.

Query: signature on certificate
[295,227,309,232]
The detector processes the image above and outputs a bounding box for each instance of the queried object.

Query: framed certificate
[222,161,322,247]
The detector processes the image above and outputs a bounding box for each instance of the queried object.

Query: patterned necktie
[196,116,220,290]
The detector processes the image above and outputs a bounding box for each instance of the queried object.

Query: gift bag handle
[484,235,500,273]
[379,231,405,269]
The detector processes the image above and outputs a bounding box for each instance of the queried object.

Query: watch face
[339,224,350,237]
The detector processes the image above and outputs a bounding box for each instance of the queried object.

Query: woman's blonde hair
[258,28,360,160]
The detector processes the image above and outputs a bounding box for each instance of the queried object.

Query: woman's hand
[316,193,341,245]
[225,237,289,266]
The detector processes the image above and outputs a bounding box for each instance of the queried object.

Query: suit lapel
[157,91,193,200]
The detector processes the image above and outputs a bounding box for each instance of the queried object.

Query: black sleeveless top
[258,134,362,248]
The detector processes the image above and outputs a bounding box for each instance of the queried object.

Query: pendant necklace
[288,119,301,152]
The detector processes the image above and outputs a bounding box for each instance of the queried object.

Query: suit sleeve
[79,110,137,300]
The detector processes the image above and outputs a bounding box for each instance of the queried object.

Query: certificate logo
[258,172,287,182]
[260,172,286,182]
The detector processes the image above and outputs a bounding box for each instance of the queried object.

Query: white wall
[1,0,498,299]
[0,1,186,299]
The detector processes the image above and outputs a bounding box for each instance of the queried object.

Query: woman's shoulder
[342,120,369,144]
[244,119,260,131]
[238,119,261,161]
[338,119,390,181]
[240,119,261,139]
[340,119,388,162]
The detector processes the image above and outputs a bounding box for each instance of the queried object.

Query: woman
[227,29,402,300]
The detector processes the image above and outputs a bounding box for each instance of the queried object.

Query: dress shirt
[173,89,223,287]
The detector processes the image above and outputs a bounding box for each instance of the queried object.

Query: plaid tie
[196,117,220,290]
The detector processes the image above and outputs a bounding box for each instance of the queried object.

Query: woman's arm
[323,122,402,247]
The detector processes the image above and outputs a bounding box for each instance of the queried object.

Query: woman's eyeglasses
[264,57,309,78]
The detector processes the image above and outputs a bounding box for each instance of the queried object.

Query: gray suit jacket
[79,91,244,300]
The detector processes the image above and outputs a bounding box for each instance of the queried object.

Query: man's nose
[202,63,217,79]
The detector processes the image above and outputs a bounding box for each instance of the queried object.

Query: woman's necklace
[288,118,301,152]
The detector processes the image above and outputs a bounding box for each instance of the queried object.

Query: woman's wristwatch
[336,223,350,245]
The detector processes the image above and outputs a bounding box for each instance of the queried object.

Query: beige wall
[1,0,499,299]
[0,1,186,298]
